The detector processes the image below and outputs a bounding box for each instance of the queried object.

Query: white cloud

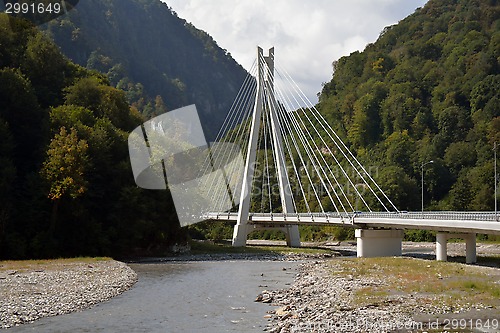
[162,0,428,103]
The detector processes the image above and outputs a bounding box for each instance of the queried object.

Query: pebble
[130,251,337,263]
[0,260,137,329]
[258,261,462,333]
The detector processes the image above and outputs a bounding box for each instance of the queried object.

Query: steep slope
[318,0,500,212]
[42,0,247,139]
[0,14,184,259]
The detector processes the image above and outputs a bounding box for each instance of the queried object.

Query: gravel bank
[131,251,337,263]
[260,258,500,333]
[260,261,415,333]
[0,260,137,329]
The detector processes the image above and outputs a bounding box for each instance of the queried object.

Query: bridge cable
[280,65,399,212]
[257,61,322,215]
[275,65,373,212]
[206,64,258,211]
[209,82,255,211]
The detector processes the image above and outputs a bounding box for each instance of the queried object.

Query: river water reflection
[10,260,299,333]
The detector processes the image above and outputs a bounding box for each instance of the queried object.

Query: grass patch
[454,280,500,298]
[329,257,500,309]
[0,257,112,272]
[355,287,390,302]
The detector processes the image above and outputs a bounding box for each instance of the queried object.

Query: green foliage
[375,166,419,210]
[318,0,500,212]
[21,32,68,107]
[41,127,89,200]
[64,76,137,130]
[42,0,248,140]
[0,15,186,259]
[299,226,355,242]
[348,92,383,148]
[404,229,436,242]
[0,68,46,174]
[187,221,234,241]
[248,229,286,241]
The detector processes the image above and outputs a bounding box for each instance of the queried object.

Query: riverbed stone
[0,260,137,329]
[260,253,500,333]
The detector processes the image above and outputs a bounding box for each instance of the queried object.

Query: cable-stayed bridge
[198,47,500,263]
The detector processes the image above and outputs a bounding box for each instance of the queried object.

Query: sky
[162,0,428,104]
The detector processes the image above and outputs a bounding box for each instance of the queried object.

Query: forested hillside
[0,15,185,259]
[41,0,247,139]
[318,0,500,211]
[0,0,250,259]
[2,0,499,256]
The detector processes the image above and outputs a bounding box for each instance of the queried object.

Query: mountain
[0,14,186,259]
[0,0,249,259]
[317,0,500,213]
[41,0,248,140]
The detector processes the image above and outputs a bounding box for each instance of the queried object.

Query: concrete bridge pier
[436,232,476,264]
[355,229,404,258]
[283,225,301,247]
[232,224,252,247]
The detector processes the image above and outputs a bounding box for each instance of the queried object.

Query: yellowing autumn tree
[41,127,89,230]
[42,126,89,200]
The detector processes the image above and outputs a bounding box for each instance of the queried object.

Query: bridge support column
[283,225,301,248]
[232,47,301,248]
[466,234,477,264]
[436,232,476,264]
[355,229,403,258]
[232,224,252,247]
[436,233,448,262]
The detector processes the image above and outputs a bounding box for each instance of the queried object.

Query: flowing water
[9,260,299,333]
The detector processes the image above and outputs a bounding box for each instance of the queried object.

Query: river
[9,260,299,333]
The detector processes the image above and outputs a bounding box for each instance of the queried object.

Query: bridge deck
[204,212,500,235]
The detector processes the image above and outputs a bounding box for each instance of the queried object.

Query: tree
[373,165,418,211]
[384,130,415,173]
[0,68,46,174]
[0,118,16,254]
[448,171,472,211]
[21,32,68,107]
[437,106,471,143]
[41,127,89,231]
[444,141,476,177]
[348,93,382,148]
[64,76,138,130]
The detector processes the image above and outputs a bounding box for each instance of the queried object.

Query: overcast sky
[163,0,428,104]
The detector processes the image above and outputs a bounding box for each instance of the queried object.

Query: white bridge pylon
[202,47,500,261]
[232,47,301,247]
[203,46,400,248]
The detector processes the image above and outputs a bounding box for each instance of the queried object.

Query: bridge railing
[354,211,499,222]
[252,212,353,218]
[204,211,500,222]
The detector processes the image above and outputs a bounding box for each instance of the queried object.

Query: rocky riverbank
[259,261,415,333]
[131,251,337,263]
[0,259,137,329]
[259,257,500,333]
